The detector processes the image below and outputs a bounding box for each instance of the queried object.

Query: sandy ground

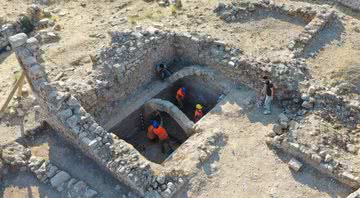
[177,87,352,198]
[0,0,360,197]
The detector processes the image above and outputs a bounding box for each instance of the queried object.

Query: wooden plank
[0,71,25,113]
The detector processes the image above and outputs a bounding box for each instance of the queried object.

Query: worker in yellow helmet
[194,104,204,123]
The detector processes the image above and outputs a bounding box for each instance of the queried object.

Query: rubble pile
[267,112,360,188]
[1,142,31,170]
[0,4,59,52]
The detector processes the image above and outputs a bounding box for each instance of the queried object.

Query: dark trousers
[160,139,173,154]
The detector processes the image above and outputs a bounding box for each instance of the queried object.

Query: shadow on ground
[0,169,60,198]
[228,9,308,26]
[304,19,345,58]
[271,148,353,198]
[1,125,131,198]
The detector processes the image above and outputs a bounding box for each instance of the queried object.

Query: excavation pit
[110,76,224,164]
[155,76,224,122]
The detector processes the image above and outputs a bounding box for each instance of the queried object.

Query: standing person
[263,76,275,115]
[257,82,266,112]
[176,87,186,109]
[194,104,204,123]
[152,121,173,154]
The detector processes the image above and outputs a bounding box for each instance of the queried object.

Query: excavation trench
[110,77,224,164]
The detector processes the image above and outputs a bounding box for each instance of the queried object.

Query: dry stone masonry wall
[214,1,336,57]
[0,141,98,197]
[28,156,98,198]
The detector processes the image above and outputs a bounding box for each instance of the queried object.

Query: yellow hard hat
[196,104,203,109]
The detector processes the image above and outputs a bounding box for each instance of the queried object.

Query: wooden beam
[0,71,25,113]
[16,75,25,97]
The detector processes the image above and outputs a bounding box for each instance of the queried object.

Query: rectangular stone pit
[110,76,224,164]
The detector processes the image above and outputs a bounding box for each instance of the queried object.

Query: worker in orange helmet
[152,121,172,154]
[194,104,204,123]
[176,86,186,109]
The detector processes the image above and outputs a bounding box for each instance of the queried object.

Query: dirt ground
[177,87,352,198]
[1,0,360,197]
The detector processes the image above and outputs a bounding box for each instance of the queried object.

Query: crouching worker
[147,120,157,141]
[194,104,204,123]
[155,63,172,80]
[152,121,173,154]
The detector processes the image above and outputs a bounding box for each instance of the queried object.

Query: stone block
[288,158,303,172]
[50,171,71,188]
[66,115,80,128]
[22,56,37,67]
[84,189,98,198]
[9,33,28,48]
[57,109,73,122]
[272,124,283,135]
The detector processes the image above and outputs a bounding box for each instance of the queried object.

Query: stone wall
[214,1,336,57]
[28,156,98,197]
[89,27,307,126]
[91,29,176,121]
[173,31,307,100]
[9,33,203,198]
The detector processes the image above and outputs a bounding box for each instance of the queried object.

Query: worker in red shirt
[194,104,204,123]
[152,121,172,154]
[176,87,186,109]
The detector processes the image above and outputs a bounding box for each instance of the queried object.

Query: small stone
[67,178,77,189]
[50,171,71,188]
[84,189,98,198]
[307,86,316,96]
[17,108,25,117]
[347,144,358,154]
[228,61,235,67]
[302,101,313,109]
[324,154,332,163]
[156,175,166,184]
[53,24,62,31]
[354,26,360,33]
[311,154,322,164]
[288,158,303,172]
[272,124,283,135]
[167,182,176,191]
